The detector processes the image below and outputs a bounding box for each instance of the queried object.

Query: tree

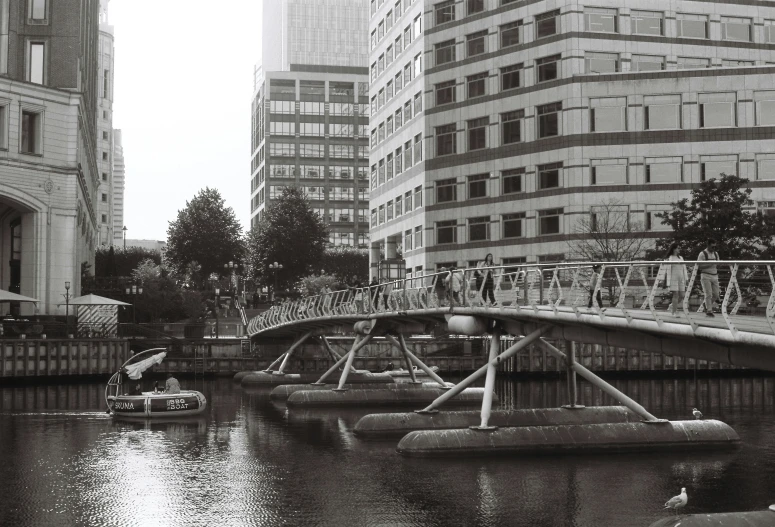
[95,246,160,277]
[296,273,341,297]
[321,247,369,285]
[166,187,244,284]
[246,186,328,291]
[566,199,650,304]
[655,175,775,260]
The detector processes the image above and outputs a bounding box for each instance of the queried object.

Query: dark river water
[1,374,775,526]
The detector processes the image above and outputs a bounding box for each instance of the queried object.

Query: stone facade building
[0,0,101,314]
[367,0,775,277]
[97,0,115,246]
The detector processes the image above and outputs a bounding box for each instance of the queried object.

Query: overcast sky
[111,0,262,241]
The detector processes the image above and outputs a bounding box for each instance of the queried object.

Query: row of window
[268,79,368,100]
[268,142,369,160]
[370,91,422,149]
[371,60,422,116]
[370,8,422,83]
[431,91,775,158]
[328,232,370,248]
[267,185,368,202]
[371,185,423,229]
[269,101,369,117]
[370,134,423,190]
[312,207,370,224]
[268,121,369,139]
[433,4,772,44]
[261,164,369,182]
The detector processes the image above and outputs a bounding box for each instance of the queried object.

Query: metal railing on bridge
[248,260,775,337]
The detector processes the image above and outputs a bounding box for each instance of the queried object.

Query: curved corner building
[367,0,775,276]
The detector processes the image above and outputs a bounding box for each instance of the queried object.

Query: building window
[395,0,401,17]
[269,100,294,114]
[395,34,402,55]
[535,10,560,39]
[756,154,775,180]
[404,62,412,83]
[414,185,422,208]
[501,63,522,91]
[404,25,412,47]
[632,54,664,72]
[386,154,394,179]
[538,208,563,235]
[590,97,626,132]
[435,80,456,106]
[537,102,561,138]
[29,0,45,19]
[395,71,403,92]
[536,54,560,82]
[755,91,775,126]
[414,226,423,248]
[395,147,403,173]
[676,57,709,69]
[436,39,455,66]
[537,162,562,190]
[378,159,385,185]
[414,14,422,37]
[500,21,523,48]
[414,91,423,114]
[467,30,487,57]
[722,16,751,42]
[434,178,457,206]
[590,205,629,233]
[436,124,456,156]
[503,212,525,238]
[403,100,412,121]
[699,93,736,128]
[645,95,680,130]
[701,155,737,181]
[585,7,617,33]
[501,110,523,144]
[405,229,413,251]
[20,110,41,154]
[387,200,394,221]
[378,122,385,143]
[468,173,488,199]
[467,117,488,151]
[28,42,45,84]
[467,0,483,15]
[677,13,708,39]
[378,204,385,224]
[405,190,412,211]
[757,202,775,217]
[585,52,618,73]
[414,53,423,77]
[591,159,628,185]
[722,59,754,67]
[632,10,662,35]
[404,140,413,167]
[766,20,775,43]
[502,168,524,194]
[269,121,295,136]
[466,72,487,99]
[646,157,683,183]
[468,217,490,241]
[395,108,403,128]
[435,0,455,25]
[414,133,423,162]
[101,214,107,223]
[102,172,107,181]
[371,208,377,227]
[436,220,457,245]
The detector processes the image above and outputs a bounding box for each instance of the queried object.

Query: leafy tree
[127,259,188,323]
[296,273,341,297]
[95,246,160,277]
[166,187,244,284]
[321,247,369,286]
[655,175,775,259]
[246,186,328,292]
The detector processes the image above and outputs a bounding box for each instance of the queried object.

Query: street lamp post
[214,287,220,338]
[269,262,283,302]
[125,284,143,323]
[122,226,127,251]
[63,281,71,337]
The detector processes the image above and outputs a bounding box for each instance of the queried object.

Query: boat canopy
[125,352,166,380]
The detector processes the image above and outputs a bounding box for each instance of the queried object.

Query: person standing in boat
[165,373,181,394]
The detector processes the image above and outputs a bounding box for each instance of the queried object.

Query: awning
[125,352,167,380]
[0,289,39,303]
[58,294,131,306]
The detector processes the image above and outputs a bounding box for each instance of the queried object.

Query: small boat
[105,347,207,418]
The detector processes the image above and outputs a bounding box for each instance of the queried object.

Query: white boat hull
[108,390,207,418]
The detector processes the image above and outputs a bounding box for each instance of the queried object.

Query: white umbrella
[125,352,167,380]
[0,289,39,303]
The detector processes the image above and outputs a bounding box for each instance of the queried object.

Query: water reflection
[0,375,773,526]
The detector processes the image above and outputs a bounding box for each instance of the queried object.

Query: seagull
[664,488,688,511]
[692,408,703,420]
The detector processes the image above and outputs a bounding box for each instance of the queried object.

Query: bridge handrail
[248,260,775,336]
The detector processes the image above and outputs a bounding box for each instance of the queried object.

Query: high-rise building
[0,0,101,315]
[97,0,115,246]
[112,129,125,246]
[250,0,371,249]
[368,0,775,278]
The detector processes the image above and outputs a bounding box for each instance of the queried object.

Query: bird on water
[692,408,703,420]
[664,488,688,511]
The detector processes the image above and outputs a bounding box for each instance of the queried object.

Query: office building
[0,0,101,315]
[112,129,125,246]
[368,0,775,277]
[250,0,371,249]
[97,0,115,246]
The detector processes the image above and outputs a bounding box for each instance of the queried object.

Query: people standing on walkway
[434,267,448,307]
[476,253,498,306]
[588,265,605,309]
[664,243,688,316]
[445,266,464,306]
[698,241,721,317]
[381,278,392,310]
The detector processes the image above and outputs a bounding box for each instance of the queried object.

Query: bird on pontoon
[664,488,688,511]
[692,408,703,420]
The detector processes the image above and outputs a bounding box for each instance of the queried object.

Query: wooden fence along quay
[0,336,747,380]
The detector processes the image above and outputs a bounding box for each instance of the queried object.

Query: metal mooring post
[562,340,584,409]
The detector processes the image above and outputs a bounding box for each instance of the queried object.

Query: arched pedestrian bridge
[248,260,775,372]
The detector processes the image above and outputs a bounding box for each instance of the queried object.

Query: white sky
[111,0,262,241]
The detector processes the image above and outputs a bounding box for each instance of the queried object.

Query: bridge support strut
[320,336,357,374]
[384,334,446,387]
[274,331,313,374]
[471,328,501,430]
[311,334,374,386]
[562,340,583,409]
[417,325,552,414]
[536,339,664,422]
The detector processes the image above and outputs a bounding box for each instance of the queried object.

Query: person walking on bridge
[475,253,498,306]
[698,241,721,317]
[664,243,688,316]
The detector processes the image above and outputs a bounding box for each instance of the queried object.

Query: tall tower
[112,129,125,246]
[97,0,115,246]
[249,0,371,251]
